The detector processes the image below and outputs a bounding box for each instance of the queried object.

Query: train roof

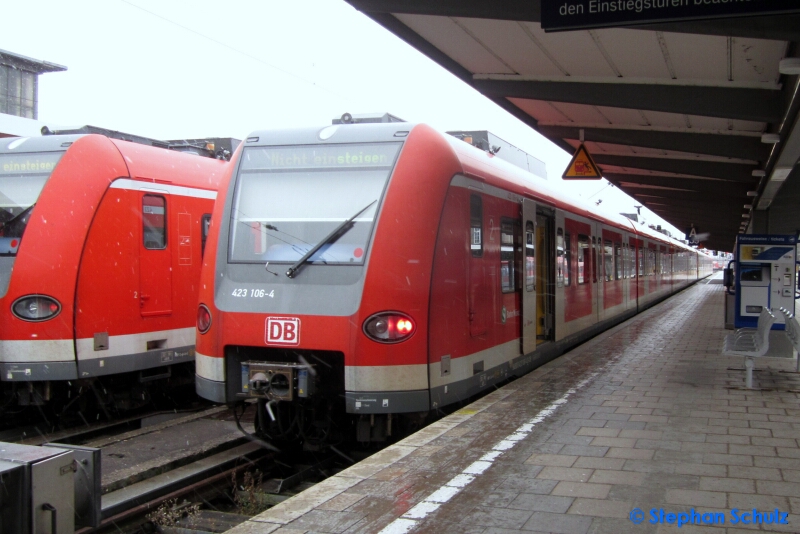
[442,130,705,255]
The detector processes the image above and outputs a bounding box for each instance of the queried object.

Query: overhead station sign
[542,0,800,32]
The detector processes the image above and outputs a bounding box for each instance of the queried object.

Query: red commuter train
[195,122,713,445]
[0,133,228,419]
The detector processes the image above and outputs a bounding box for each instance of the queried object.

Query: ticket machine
[731,234,797,329]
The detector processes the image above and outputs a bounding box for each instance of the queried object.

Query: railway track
[3,401,359,533]
[5,382,480,533]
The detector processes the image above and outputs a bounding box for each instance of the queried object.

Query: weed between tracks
[232,469,270,516]
[146,498,200,528]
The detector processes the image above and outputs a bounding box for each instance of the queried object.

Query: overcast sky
[3,0,683,236]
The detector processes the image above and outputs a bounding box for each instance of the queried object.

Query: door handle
[42,503,57,534]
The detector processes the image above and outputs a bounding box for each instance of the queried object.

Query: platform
[227,277,800,534]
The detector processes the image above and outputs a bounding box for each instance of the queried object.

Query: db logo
[265,317,300,346]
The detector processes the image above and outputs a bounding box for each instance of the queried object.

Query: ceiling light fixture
[771,167,794,182]
[747,191,758,197]
[779,57,800,75]
[752,170,766,178]
[744,204,753,209]
[761,133,781,144]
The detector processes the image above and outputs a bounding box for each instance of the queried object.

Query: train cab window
[500,218,517,293]
[525,221,535,291]
[470,194,483,257]
[143,195,167,249]
[229,142,401,265]
[614,242,622,280]
[577,234,589,284]
[603,239,614,282]
[564,233,571,286]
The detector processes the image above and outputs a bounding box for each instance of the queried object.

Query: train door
[139,192,173,317]
[535,210,555,343]
[522,199,537,354]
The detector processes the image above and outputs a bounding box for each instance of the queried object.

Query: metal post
[745,357,755,389]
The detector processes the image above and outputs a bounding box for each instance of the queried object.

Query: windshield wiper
[285,200,376,279]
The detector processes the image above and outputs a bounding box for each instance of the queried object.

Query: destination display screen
[0,152,63,175]
[239,143,401,171]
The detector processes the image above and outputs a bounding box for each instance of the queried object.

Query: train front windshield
[0,151,64,254]
[229,143,401,265]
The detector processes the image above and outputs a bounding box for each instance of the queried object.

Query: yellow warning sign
[562,144,602,180]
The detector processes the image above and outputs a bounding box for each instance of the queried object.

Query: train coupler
[241,361,315,401]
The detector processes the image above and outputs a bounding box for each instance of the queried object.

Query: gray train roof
[243,122,415,146]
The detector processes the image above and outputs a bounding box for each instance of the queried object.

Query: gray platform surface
[228,280,800,533]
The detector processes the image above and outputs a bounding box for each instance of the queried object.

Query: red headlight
[197,304,212,334]
[363,312,415,343]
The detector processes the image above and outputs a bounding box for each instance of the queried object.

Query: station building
[0,48,66,138]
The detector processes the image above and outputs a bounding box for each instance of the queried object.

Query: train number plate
[265,317,301,346]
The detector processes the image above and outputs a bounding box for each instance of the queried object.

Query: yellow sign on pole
[562,144,602,180]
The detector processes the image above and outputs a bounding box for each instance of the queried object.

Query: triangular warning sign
[562,144,602,180]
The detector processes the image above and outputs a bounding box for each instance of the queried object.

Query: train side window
[577,234,589,284]
[625,244,631,279]
[525,221,535,291]
[201,213,212,256]
[643,249,648,276]
[564,233,571,286]
[143,195,167,249]
[470,194,483,257]
[500,218,516,293]
[638,246,644,277]
[592,236,598,283]
[614,242,622,280]
[627,245,634,279]
[603,239,614,282]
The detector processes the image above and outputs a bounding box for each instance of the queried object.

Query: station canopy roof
[345,1,800,251]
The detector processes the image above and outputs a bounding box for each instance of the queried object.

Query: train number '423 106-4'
[231,288,275,298]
